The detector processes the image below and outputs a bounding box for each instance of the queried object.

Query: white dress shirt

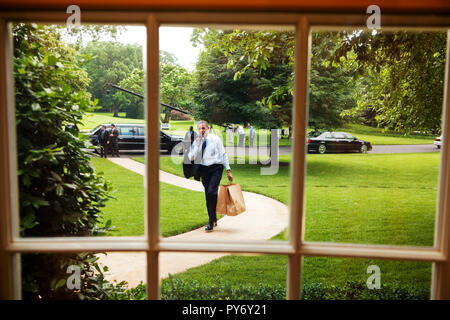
[188,133,231,171]
[237,126,245,135]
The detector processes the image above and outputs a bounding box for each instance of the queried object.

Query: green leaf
[31,102,41,111]
[48,55,57,66]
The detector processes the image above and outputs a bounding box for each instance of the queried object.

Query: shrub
[14,23,121,299]
[159,276,429,300]
[171,110,192,121]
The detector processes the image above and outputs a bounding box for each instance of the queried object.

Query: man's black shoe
[205,223,213,232]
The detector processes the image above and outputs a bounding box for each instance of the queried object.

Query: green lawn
[81,113,435,148]
[145,152,439,297]
[90,158,213,237]
[80,112,145,132]
[336,123,435,145]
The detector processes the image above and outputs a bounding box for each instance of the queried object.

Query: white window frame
[1,11,450,300]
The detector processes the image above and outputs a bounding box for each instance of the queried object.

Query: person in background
[184,126,197,153]
[188,120,233,232]
[96,125,109,158]
[247,123,256,147]
[237,124,245,147]
[109,124,120,157]
[226,124,234,145]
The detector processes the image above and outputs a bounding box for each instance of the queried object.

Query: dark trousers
[110,138,119,156]
[200,164,224,224]
[99,143,108,158]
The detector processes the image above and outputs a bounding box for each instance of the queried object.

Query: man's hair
[111,124,115,127]
[197,120,209,128]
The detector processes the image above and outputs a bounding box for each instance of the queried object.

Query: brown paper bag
[216,183,246,216]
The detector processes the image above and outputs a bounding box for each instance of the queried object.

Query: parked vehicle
[434,135,443,149]
[87,124,184,154]
[307,131,372,154]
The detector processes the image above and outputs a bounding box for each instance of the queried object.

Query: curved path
[97,158,288,287]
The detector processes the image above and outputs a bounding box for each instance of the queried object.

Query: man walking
[247,123,256,147]
[96,125,109,158]
[188,120,233,232]
[109,124,120,157]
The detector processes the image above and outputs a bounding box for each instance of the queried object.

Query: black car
[307,131,372,154]
[87,124,184,154]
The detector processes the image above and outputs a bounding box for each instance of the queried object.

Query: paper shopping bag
[216,183,246,216]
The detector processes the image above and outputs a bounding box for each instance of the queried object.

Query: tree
[114,68,145,119]
[14,23,122,299]
[194,29,356,130]
[159,51,194,122]
[79,41,143,116]
[191,29,289,128]
[334,31,447,133]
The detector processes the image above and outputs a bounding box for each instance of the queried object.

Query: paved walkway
[97,158,288,287]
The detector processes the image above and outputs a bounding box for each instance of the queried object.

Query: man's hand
[196,136,202,146]
[227,170,233,182]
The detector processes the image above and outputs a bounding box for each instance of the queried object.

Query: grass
[81,112,434,149]
[80,112,144,132]
[141,152,440,297]
[337,123,435,145]
[80,112,291,147]
[90,158,213,237]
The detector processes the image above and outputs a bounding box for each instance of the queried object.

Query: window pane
[21,252,147,300]
[300,257,431,300]
[304,30,445,247]
[14,23,147,237]
[156,25,294,242]
[160,252,287,300]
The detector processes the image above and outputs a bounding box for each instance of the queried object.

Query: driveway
[369,144,439,154]
[104,143,439,159]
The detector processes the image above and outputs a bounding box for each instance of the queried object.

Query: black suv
[87,124,184,154]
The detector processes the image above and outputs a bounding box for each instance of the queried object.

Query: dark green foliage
[302,281,428,300]
[79,41,143,116]
[114,68,145,119]
[192,29,289,128]
[160,276,285,300]
[159,277,428,300]
[336,31,447,133]
[194,29,356,130]
[14,23,119,299]
[160,51,195,115]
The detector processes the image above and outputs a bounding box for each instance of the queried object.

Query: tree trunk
[163,108,171,123]
[113,100,119,117]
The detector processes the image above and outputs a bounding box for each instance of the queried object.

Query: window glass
[157,25,294,242]
[300,257,431,300]
[304,30,445,247]
[160,252,287,300]
[21,252,147,300]
[120,127,137,136]
[14,23,146,237]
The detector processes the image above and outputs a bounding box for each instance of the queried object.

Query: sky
[114,26,202,71]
